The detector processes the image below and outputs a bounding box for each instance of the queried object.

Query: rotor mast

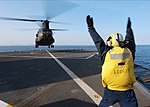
[42,20,49,29]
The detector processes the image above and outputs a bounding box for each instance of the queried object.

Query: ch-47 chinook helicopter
[0,1,77,48]
[0,17,68,48]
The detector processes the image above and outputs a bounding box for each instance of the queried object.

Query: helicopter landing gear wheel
[35,44,39,48]
[51,45,54,48]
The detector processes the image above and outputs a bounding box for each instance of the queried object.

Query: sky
[0,0,150,46]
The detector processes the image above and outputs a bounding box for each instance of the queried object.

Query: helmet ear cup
[107,40,112,47]
[106,36,112,47]
[117,33,124,42]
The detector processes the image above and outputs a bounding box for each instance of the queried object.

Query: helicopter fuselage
[35,28,55,48]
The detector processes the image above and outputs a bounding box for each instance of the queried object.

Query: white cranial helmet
[107,33,124,47]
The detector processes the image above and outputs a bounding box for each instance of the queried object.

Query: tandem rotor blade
[0,17,42,22]
[45,1,78,20]
[0,17,69,24]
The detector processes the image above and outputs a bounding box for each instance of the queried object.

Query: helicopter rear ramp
[0,50,149,107]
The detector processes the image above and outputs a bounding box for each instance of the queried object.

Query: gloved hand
[127,17,131,29]
[86,15,94,28]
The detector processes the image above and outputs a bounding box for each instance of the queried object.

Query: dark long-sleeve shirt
[88,27,136,66]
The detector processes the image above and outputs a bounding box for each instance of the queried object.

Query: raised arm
[86,15,106,57]
[125,17,136,60]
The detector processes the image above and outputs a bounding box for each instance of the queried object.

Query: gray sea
[0,45,150,90]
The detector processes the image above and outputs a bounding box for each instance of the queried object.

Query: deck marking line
[0,100,13,107]
[86,53,98,59]
[86,54,96,59]
[46,50,113,107]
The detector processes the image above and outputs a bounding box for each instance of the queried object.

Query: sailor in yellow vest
[86,15,138,107]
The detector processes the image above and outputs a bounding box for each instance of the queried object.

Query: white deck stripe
[46,50,113,107]
[86,54,96,59]
[0,100,13,107]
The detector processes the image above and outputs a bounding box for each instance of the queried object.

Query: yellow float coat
[102,47,136,91]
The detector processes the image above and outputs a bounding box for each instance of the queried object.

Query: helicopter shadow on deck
[0,55,101,93]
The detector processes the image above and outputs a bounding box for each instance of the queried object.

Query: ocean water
[0,45,96,52]
[135,45,150,69]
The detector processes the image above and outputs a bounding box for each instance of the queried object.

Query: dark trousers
[99,88,138,107]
